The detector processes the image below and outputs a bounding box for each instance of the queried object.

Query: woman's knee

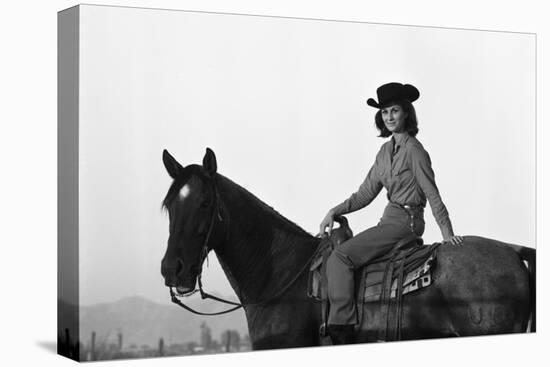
[327,247,355,270]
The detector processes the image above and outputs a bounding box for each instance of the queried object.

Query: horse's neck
[214,177,318,304]
[215,229,316,304]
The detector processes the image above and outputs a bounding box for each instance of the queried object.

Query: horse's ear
[202,147,217,176]
[163,149,184,179]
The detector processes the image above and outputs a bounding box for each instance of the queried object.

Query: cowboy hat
[366,82,420,109]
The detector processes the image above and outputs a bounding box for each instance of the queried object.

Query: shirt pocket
[376,165,386,185]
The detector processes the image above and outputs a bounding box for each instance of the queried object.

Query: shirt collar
[391,132,410,149]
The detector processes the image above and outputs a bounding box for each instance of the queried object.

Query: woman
[318,82,463,345]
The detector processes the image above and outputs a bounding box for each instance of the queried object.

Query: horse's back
[358,236,532,341]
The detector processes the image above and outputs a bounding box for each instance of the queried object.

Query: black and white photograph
[2,1,548,367]
[56,2,537,361]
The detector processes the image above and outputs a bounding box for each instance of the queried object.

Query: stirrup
[319,322,328,337]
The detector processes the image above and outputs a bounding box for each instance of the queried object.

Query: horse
[160,148,535,349]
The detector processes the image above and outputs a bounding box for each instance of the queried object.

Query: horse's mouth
[172,286,196,297]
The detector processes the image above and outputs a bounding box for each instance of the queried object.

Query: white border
[0,1,546,366]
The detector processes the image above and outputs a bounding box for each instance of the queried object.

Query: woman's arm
[318,157,383,236]
[410,145,456,241]
[331,160,383,216]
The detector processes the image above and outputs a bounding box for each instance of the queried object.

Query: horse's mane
[216,174,313,238]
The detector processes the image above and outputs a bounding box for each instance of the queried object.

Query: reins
[169,174,318,316]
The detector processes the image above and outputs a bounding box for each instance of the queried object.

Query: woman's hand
[444,235,464,246]
[317,210,335,237]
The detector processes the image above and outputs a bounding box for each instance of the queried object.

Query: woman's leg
[326,222,412,325]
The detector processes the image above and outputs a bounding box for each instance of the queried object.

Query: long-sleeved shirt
[331,133,454,239]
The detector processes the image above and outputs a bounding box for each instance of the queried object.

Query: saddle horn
[331,215,353,246]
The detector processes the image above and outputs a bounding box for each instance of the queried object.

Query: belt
[390,201,424,212]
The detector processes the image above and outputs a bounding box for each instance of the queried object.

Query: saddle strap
[395,259,406,340]
[378,256,396,341]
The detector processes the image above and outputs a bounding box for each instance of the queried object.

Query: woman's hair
[374,100,419,137]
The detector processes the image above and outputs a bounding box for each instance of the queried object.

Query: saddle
[307,216,442,342]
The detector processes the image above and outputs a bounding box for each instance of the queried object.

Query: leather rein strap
[169,174,317,316]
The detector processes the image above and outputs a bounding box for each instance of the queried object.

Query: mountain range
[59,294,248,348]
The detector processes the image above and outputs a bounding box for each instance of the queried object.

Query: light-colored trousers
[327,203,425,325]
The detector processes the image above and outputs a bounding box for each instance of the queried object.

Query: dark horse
[160,148,535,349]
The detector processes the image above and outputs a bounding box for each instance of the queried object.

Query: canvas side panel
[57,5,81,362]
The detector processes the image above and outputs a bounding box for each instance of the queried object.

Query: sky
[76,5,535,306]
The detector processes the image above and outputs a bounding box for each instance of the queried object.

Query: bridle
[169,173,318,316]
[169,174,241,315]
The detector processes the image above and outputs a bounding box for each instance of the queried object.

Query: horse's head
[160,148,224,296]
